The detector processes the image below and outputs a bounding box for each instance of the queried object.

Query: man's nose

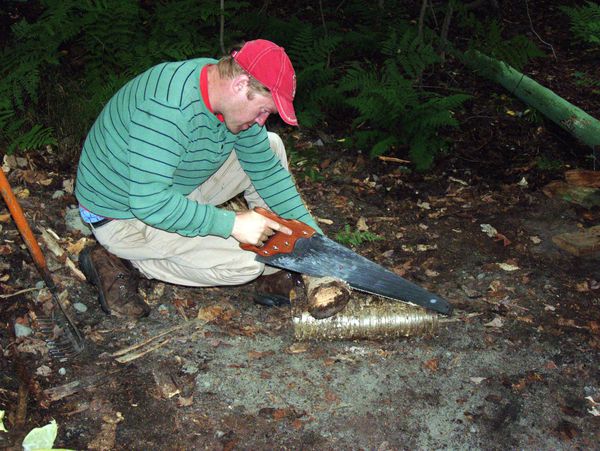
[255,112,270,126]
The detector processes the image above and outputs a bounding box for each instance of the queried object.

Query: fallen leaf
[248,350,273,360]
[177,395,193,407]
[575,281,589,292]
[423,358,439,372]
[417,244,437,252]
[0,213,10,223]
[273,408,288,421]
[484,317,504,328]
[0,245,12,255]
[324,390,339,403]
[287,343,308,354]
[197,305,233,322]
[425,269,439,277]
[498,262,520,272]
[480,224,498,238]
[356,217,369,231]
[530,236,541,244]
[494,233,512,246]
[470,377,486,384]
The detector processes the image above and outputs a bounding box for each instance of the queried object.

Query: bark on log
[552,225,600,257]
[565,169,600,188]
[464,50,600,150]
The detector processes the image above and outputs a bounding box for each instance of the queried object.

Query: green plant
[339,34,471,171]
[573,71,600,94]
[289,145,324,182]
[456,8,545,70]
[560,1,600,47]
[535,156,563,171]
[335,224,383,247]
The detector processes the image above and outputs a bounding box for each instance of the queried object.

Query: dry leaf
[177,395,194,407]
[356,216,369,231]
[470,377,486,384]
[498,262,520,272]
[66,237,90,255]
[480,224,498,237]
[287,342,308,354]
[197,305,232,322]
[324,390,339,403]
[272,409,288,421]
[423,358,439,372]
[484,317,504,328]
[575,281,589,292]
[0,213,10,223]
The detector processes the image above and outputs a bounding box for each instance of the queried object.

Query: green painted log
[464,50,600,149]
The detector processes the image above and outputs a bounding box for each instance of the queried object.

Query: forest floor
[2,2,600,450]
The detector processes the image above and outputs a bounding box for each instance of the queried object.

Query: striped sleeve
[235,127,322,233]
[127,98,235,237]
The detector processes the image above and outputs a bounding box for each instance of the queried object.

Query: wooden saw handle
[240,207,316,257]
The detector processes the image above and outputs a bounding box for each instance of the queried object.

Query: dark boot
[79,245,150,318]
[253,270,304,307]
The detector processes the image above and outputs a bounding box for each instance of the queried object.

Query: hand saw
[241,208,453,315]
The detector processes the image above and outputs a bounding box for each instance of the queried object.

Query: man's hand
[231,210,292,245]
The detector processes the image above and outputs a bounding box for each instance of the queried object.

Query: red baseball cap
[232,39,298,126]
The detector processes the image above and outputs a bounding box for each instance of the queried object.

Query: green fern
[456,8,545,70]
[340,55,470,170]
[560,1,600,46]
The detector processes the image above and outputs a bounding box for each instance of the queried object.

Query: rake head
[38,296,85,361]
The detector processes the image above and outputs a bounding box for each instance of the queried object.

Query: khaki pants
[90,132,287,287]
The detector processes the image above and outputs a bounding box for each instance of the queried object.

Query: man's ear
[231,74,250,94]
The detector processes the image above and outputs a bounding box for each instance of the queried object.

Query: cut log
[552,226,600,256]
[464,50,600,150]
[542,180,600,208]
[565,169,600,188]
[303,275,351,319]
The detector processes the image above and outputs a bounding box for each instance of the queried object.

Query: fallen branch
[111,319,204,363]
[464,50,600,150]
[0,287,39,299]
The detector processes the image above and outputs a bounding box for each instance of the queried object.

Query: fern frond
[560,1,600,46]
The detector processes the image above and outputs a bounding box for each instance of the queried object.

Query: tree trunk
[464,50,600,150]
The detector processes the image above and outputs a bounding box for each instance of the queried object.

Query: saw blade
[255,235,452,315]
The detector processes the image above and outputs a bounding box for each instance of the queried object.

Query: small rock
[65,206,92,236]
[14,323,33,337]
[58,367,67,376]
[36,365,52,377]
[73,302,88,313]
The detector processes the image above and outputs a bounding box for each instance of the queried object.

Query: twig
[439,0,455,62]
[525,0,557,60]
[115,338,172,363]
[0,287,39,299]
[417,0,428,43]
[111,319,203,358]
[378,156,411,164]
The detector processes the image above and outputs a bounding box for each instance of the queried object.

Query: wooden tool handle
[0,168,53,285]
[240,207,316,256]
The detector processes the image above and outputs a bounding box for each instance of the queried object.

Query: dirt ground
[2,1,600,449]
[2,142,600,450]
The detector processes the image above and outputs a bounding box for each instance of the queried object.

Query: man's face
[224,84,277,134]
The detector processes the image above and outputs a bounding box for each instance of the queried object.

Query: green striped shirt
[75,58,319,238]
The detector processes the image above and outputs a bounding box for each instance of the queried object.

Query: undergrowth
[0,0,557,171]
